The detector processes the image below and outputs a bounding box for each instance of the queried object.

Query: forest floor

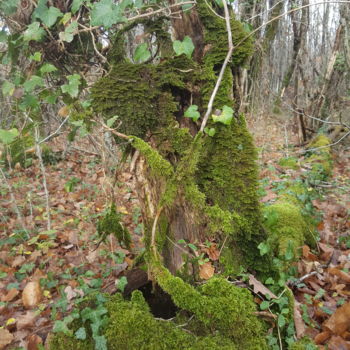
[0,114,349,349]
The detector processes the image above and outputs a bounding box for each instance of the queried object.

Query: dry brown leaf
[327,335,350,350]
[203,243,220,261]
[294,300,306,339]
[17,311,37,330]
[328,267,350,283]
[0,329,13,349]
[199,262,214,280]
[324,302,350,335]
[22,281,42,308]
[248,274,277,299]
[314,330,331,345]
[1,288,19,302]
[27,334,43,350]
[260,191,277,203]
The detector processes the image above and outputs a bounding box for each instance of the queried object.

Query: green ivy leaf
[258,242,270,256]
[90,0,126,28]
[188,243,197,251]
[0,128,19,145]
[116,276,127,292]
[134,43,151,63]
[34,0,63,27]
[23,75,45,92]
[61,74,81,98]
[19,94,39,110]
[40,63,57,74]
[265,276,275,284]
[106,116,119,127]
[0,30,8,43]
[93,335,108,350]
[75,327,87,340]
[260,301,270,310]
[177,239,186,245]
[2,81,15,96]
[0,0,20,15]
[277,314,286,328]
[29,52,42,62]
[23,22,46,42]
[212,105,234,125]
[184,105,200,121]
[61,12,72,25]
[173,36,195,58]
[53,320,72,335]
[72,0,84,14]
[204,127,216,137]
[59,21,78,43]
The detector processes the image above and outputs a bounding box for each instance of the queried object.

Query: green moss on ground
[263,201,308,255]
[278,157,299,170]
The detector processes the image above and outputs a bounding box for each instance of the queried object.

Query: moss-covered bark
[91,0,268,275]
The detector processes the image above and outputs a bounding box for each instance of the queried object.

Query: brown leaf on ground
[314,330,332,345]
[22,281,42,308]
[203,243,220,261]
[294,300,306,338]
[17,311,37,330]
[324,302,350,335]
[0,329,13,349]
[260,190,278,203]
[327,335,350,350]
[27,334,43,350]
[328,267,350,283]
[199,262,214,280]
[1,288,19,302]
[248,274,277,299]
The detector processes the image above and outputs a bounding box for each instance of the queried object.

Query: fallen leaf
[27,334,43,350]
[328,267,350,283]
[324,302,350,335]
[199,262,214,280]
[0,329,13,349]
[327,335,350,350]
[1,288,19,302]
[294,300,306,338]
[314,330,331,344]
[22,281,42,308]
[203,243,220,261]
[248,274,277,299]
[17,311,37,330]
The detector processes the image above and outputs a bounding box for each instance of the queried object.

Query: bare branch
[200,0,233,132]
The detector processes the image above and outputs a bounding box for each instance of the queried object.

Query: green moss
[289,337,317,350]
[105,290,239,350]
[263,201,308,255]
[97,202,131,249]
[154,266,268,349]
[278,157,299,170]
[132,137,174,178]
[307,134,330,149]
[49,334,94,350]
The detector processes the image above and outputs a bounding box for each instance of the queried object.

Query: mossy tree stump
[92,1,270,278]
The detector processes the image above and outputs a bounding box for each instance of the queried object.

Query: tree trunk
[92,1,270,278]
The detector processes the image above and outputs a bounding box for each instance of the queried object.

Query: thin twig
[200,0,233,132]
[151,207,163,255]
[301,130,350,153]
[93,119,130,140]
[39,115,70,144]
[35,127,51,230]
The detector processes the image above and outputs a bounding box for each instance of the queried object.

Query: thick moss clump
[49,334,93,350]
[105,291,238,350]
[97,202,131,249]
[263,201,308,255]
[278,157,299,170]
[154,266,268,349]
